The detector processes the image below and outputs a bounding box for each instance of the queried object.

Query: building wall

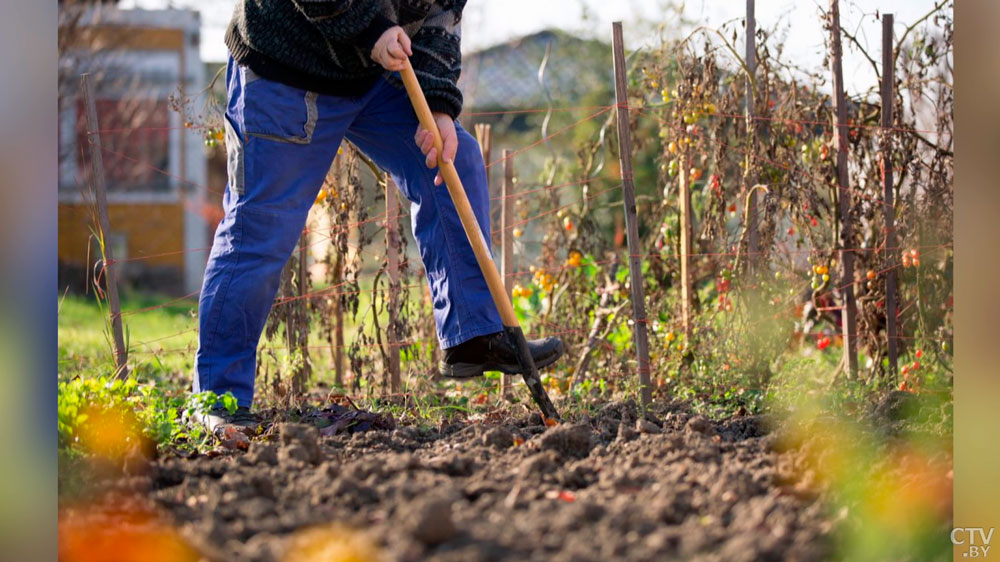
[58,7,208,295]
[58,203,186,269]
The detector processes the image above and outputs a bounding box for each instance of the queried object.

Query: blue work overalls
[194,57,500,406]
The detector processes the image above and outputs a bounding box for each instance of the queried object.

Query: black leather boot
[439,332,564,378]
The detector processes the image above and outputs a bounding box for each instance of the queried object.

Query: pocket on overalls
[242,66,318,145]
[223,113,245,196]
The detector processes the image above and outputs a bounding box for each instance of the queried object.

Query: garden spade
[399,58,560,421]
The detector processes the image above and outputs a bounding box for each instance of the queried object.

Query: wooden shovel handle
[398,59,519,327]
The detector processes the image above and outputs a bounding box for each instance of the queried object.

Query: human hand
[370,26,412,71]
[414,113,457,186]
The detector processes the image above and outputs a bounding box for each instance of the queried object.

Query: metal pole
[81,73,129,379]
[611,22,653,406]
[881,13,899,377]
[828,0,860,378]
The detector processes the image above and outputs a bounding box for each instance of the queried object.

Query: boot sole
[438,344,564,379]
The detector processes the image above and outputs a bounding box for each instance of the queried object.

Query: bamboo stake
[679,147,693,339]
[611,22,653,406]
[81,73,129,379]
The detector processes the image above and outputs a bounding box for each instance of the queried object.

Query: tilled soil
[64,400,836,561]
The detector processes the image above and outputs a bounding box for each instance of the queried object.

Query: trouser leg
[194,58,354,406]
[345,78,503,348]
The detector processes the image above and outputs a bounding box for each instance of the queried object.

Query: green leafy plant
[58,372,237,456]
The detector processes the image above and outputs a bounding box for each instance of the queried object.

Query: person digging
[194,1,564,431]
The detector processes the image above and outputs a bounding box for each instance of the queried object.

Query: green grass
[58,292,199,385]
[56,285,443,400]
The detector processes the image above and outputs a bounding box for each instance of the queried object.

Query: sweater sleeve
[290,1,396,51]
[408,3,465,119]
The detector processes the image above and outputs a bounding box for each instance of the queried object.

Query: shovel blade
[503,325,560,421]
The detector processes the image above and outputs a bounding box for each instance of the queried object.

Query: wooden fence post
[500,150,515,397]
[828,0,859,378]
[385,176,402,394]
[744,0,760,273]
[81,73,129,380]
[881,13,899,377]
[679,147,694,339]
[612,22,653,406]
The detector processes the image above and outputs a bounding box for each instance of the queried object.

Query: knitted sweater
[226,0,467,118]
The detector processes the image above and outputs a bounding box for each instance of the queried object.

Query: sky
[117,0,947,97]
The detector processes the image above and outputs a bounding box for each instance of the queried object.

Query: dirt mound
[71,401,833,561]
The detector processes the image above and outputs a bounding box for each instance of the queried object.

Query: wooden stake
[679,148,694,339]
[500,150,515,397]
[828,0,859,378]
[81,73,128,379]
[332,154,345,387]
[612,22,653,406]
[744,0,760,273]
[474,123,494,244]
[386,176,402,394]
[294,228,310,393]
[332,253,345,387]
[881,13,899,377]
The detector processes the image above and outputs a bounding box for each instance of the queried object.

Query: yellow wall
[58,202,185,268]
[64,26,185,51]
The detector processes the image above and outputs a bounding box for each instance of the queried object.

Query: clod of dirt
[636,419,661,435]
[327,475,377,506]
[519,451,559,480]
[122,445,152,476]
[404,496,458,545]
[616,420,637,442]
[685,414,712,434]
[539,424,595,458]
[426,454,476,476]
[481,426,515,449]
[276,423,321,465]
[245,442,278,466]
